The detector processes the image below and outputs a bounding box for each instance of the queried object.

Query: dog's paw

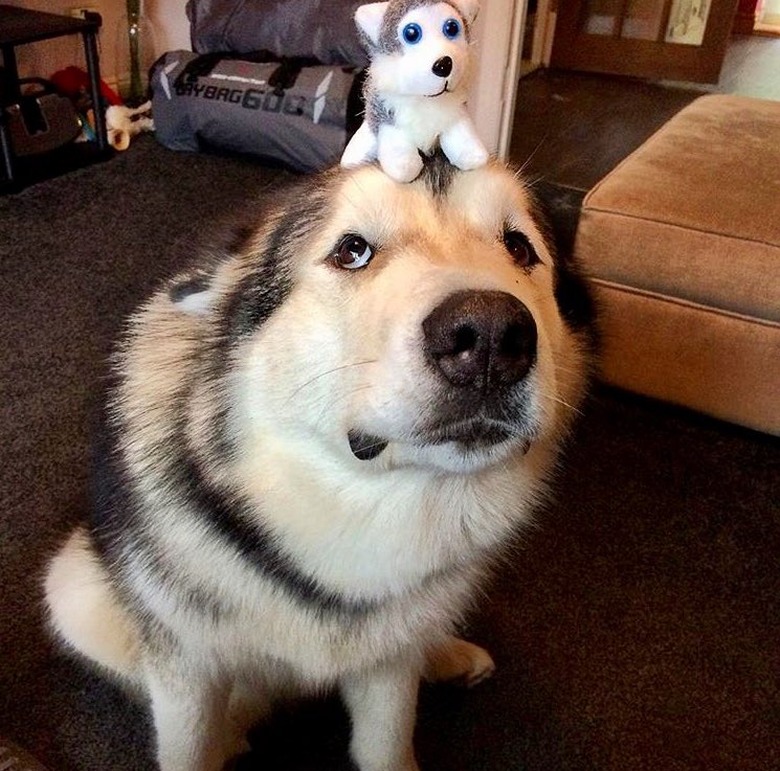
[423,636,496,687]
[224,735,251,763]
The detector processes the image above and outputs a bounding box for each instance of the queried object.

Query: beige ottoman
[574,94,780,435]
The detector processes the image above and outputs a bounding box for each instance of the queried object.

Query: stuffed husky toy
[341,0,488,182]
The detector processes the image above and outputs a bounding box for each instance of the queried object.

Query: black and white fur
[45,155,594,771]
[341,0,488,182]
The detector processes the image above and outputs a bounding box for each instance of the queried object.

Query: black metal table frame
[0,4,109,186]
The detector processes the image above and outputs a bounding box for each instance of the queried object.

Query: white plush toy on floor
[341,0,488,182]
[106,101,154,151]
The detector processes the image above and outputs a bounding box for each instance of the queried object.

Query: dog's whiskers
[522,173,546,190]
[538,390,584,417]
[286,360,378,403]
[310,384,375,426]
[515,134,550,180]
[351,437,388,455]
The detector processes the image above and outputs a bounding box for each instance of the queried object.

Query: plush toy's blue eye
[402,23,422,44]
[443,18,461,39]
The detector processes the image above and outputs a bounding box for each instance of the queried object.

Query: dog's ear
[355,2,389,48]
[453,0,480,26]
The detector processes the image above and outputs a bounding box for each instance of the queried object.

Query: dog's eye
[442,18,461,39]
[402,23,422,44]
[503,230,539,269]
[333,235,375,270]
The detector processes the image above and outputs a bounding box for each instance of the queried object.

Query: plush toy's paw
[341,122,377,168]
[380,152,424,183]
[377,125,424,182]
[448,141,489,170]
[440,116,489,171]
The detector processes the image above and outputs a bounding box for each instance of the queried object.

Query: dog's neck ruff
[181,453,384,617]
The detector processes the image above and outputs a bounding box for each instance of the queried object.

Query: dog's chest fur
[134,476,485,682]
[132,418,541,680]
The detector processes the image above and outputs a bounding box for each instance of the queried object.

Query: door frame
[469,0,529,159]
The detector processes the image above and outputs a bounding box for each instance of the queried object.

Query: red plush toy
[50,66,123,109]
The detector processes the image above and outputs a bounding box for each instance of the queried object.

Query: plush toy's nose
[432,56,453,78]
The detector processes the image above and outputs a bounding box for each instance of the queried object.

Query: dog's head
[356,0,478,97]
[168,156,594,478]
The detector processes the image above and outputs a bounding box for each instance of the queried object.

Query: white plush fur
[342,0,488,181]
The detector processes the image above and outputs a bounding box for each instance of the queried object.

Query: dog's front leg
[341,660,422,771]
[146,661,230,771]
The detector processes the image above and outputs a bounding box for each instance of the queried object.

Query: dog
[341,0,488,181]
[44,154,594,771]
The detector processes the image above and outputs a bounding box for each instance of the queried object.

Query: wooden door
[550,0,740,83]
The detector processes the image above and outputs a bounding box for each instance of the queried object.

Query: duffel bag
[150,50,364,173]
[185,0,367,67]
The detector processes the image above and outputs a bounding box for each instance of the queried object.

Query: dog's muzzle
[423,290,537,393]
[348,290,538,461]
[417,289,538,448]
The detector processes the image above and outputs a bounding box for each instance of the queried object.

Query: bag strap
[267,57,321,95]
[173,51,322,95]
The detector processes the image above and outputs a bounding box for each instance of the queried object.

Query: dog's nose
[432,56,453,78]
[422,290,537,391]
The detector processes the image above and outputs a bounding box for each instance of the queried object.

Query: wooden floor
[508,33,780,192]
[506,71,698,251]
[506,33,779,249]
[716,34,780,100]
[507,71,697,193]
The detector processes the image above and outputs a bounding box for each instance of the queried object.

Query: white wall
[760,0,780,24]
[3,0,126,86]
[469,0,526,158]
[147,0,190,55]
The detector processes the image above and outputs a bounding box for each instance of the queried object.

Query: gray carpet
[1,137,777,771]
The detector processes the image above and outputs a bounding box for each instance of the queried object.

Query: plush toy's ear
[453,0,480,26]
[355,2,389,48]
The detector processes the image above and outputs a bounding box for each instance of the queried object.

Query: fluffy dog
[341,0,488,181]
[45,154,594,771]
